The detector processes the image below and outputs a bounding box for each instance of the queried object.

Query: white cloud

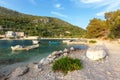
[96,11,106,16]
[54,3,64,9]
[51,11,68,18]
[71,0,120,16]
[0,0,7,5]
[81,0,102,4]
[29,0,36,5]
[55,4,61,8]
[96,0,120,16]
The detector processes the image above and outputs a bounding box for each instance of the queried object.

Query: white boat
[32,40,40,44]
[62,40,71,43]
[11,44,39,51]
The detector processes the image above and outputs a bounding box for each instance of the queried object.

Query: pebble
[106,71,112,75]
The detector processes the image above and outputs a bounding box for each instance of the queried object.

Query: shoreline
[0,37,80,40]
[1,40,120,80]
[0,45,86,80]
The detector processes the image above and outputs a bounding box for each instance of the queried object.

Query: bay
[0,39,81,64]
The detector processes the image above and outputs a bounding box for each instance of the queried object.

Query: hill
[0,6,85,38]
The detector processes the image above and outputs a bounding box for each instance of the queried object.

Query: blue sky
[0,0,120,29]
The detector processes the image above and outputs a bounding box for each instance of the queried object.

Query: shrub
[89,40,96,43]
[52,57,83,75]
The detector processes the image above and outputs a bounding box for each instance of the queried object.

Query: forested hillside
[0,6,85,38]
[86,10,120,39]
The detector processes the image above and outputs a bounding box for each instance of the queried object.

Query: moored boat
[11,44,39,51]
[32,40,40,44]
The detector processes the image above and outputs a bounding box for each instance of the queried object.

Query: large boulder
[86,46,106,60]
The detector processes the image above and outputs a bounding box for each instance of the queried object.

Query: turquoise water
[0,40,87,65]
[0,40,66,64]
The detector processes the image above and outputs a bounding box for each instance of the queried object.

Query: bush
[108,33,115,39]
[52,57,83,75]
[89,40,96,43]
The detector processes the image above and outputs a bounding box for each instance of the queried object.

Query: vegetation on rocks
[89,40,97,44]
[52,57,83,75]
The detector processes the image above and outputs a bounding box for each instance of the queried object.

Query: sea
[0,39,87,71]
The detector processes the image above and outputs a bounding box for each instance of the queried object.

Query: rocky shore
[1,40,120,80]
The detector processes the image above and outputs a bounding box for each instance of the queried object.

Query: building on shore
[5,31,25,39]
[5,31,15,38]
[15,32,24,38]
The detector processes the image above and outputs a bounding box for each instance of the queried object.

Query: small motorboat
[32,40,40,44]
[11,44,39,51]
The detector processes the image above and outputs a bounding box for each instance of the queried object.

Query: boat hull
[11,44,39,51]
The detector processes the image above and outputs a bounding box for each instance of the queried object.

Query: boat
[32,40,40,44]
[11,44,39,51]
[49,41,61,44]
[62,39,87,45]
[62,39,73,43]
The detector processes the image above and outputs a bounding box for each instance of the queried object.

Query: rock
[34,64,43,72]
[38,64,43,68]
[39,57,55,65]
[39,58,46,64]
[47,50,63,61]
[86,46,106,60]
[27,62,43,71]
[28,63,37,69]
[42,59,51,65]
[63,48,69,53]
[63,53,68,56]
[11,66,29,77]
[0,73,6,80]
[47,54,56,60]
[51,51,58,56]
[34,64,39,69]
[47,57,54,63]
[47,54,52,58]
[56,50,63,55]
[106,71,112,75]
[70,47,75,51]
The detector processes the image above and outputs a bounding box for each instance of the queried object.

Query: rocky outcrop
[38,47,75,65]
[10,66,29,77]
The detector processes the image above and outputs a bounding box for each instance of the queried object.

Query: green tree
[86,18,109,38]
[105,10,120,38]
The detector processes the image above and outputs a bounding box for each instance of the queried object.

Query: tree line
[86,10,120,39]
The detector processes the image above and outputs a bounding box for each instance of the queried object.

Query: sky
[0,0,120,29]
